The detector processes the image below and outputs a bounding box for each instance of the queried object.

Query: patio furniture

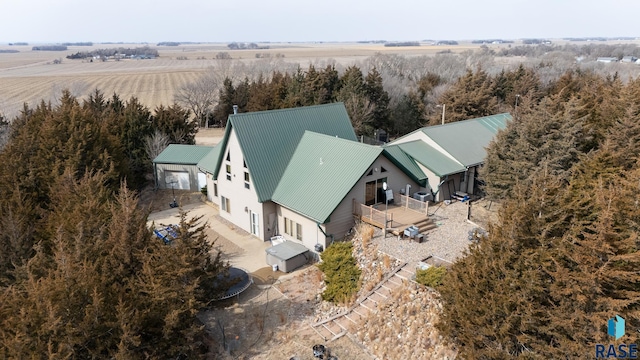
[403,225,419,239]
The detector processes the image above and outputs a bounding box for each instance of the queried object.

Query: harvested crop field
[0,42,483,118]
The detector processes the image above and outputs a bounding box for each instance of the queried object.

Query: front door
[250,211,260,237]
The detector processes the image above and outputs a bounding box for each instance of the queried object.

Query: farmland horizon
[1,37,640,121]
[2,36,640,46]
[3,0,640,44]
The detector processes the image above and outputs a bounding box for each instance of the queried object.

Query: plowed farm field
[0,42,480,118]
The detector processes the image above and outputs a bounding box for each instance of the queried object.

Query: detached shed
[265,241,310,273]
[153,144,215,192]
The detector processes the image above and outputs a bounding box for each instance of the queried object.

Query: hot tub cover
[265,241,309,261]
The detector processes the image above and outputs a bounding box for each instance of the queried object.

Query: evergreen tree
[390,91,425,137]
[0,180,228,357]
[436,68,498,124]
[212,77,236,126]
[337,66,374,135]
[481,105,584,200]
[364,67,391,131]
[152,103,197,144]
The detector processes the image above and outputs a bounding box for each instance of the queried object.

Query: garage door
[165,171,190,190]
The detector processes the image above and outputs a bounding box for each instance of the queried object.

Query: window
[381,166,387,173]
[221,196,230,213]
[213,183,218,197]
[243,159,247,168]
[226,164,231,181]
[226,151,231,161]
[284,217,302,240]
[244,171,250,189]
[284,217,291,236]
[296,223,303,241]
[366,169,373,176]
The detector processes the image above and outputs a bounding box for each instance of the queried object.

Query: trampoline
[214,267,253,300]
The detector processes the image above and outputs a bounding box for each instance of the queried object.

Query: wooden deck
[354,200,436,236]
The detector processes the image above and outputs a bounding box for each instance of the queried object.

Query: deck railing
[353,199,392,228]
[394,192,429,214]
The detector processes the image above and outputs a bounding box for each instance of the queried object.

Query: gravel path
[372,201,481,265]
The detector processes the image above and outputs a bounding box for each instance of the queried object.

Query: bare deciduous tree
[144,130,170,162]
[174,72,219,128]
[49,81,90,107]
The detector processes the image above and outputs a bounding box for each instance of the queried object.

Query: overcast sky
[1,0,639,43]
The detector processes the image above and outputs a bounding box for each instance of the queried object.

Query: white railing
[353,199,392,227]
[395,192,428,214]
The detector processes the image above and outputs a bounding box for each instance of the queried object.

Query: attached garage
[153,144,215,192]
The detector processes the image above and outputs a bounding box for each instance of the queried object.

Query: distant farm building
[597,57,619,63]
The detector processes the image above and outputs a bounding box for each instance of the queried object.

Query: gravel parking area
[372,200,483,264]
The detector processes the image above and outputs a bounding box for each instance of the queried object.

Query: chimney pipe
[232,105,238,114]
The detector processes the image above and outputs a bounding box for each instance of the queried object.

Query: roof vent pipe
[232,105,238,114]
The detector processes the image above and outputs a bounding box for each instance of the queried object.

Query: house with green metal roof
[271,131,418,249]
[385,113,511,201]
[153,144,215,191]
[197,103,420,253]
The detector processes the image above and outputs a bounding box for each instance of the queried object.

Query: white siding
[278,206,327,255]
[390,131,427,145]
[262,201,278,240]
[417,164,441,200]
[391,131,465,175]
[217,128,266,239]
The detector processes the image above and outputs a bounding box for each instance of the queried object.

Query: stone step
[376,285,393,297]
[374,288,390,299]
[353,305,370,316]
[325,321,343,336]
[361,298,378,311]
[335,317,355,332]
[393,272,410,281]
[398,267,414,278]
[346,310,366,323]
[369,292,386,304]
[387,275,404,286]
[312,324,334,341]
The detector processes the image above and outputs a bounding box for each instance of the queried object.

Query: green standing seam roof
[421,113,511,166]
[272,131,382,223]
[396,140,466,177]
[212,103,357,203]
[153,144,215,165]
[197,144,221,174]
[382,144,427,186]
